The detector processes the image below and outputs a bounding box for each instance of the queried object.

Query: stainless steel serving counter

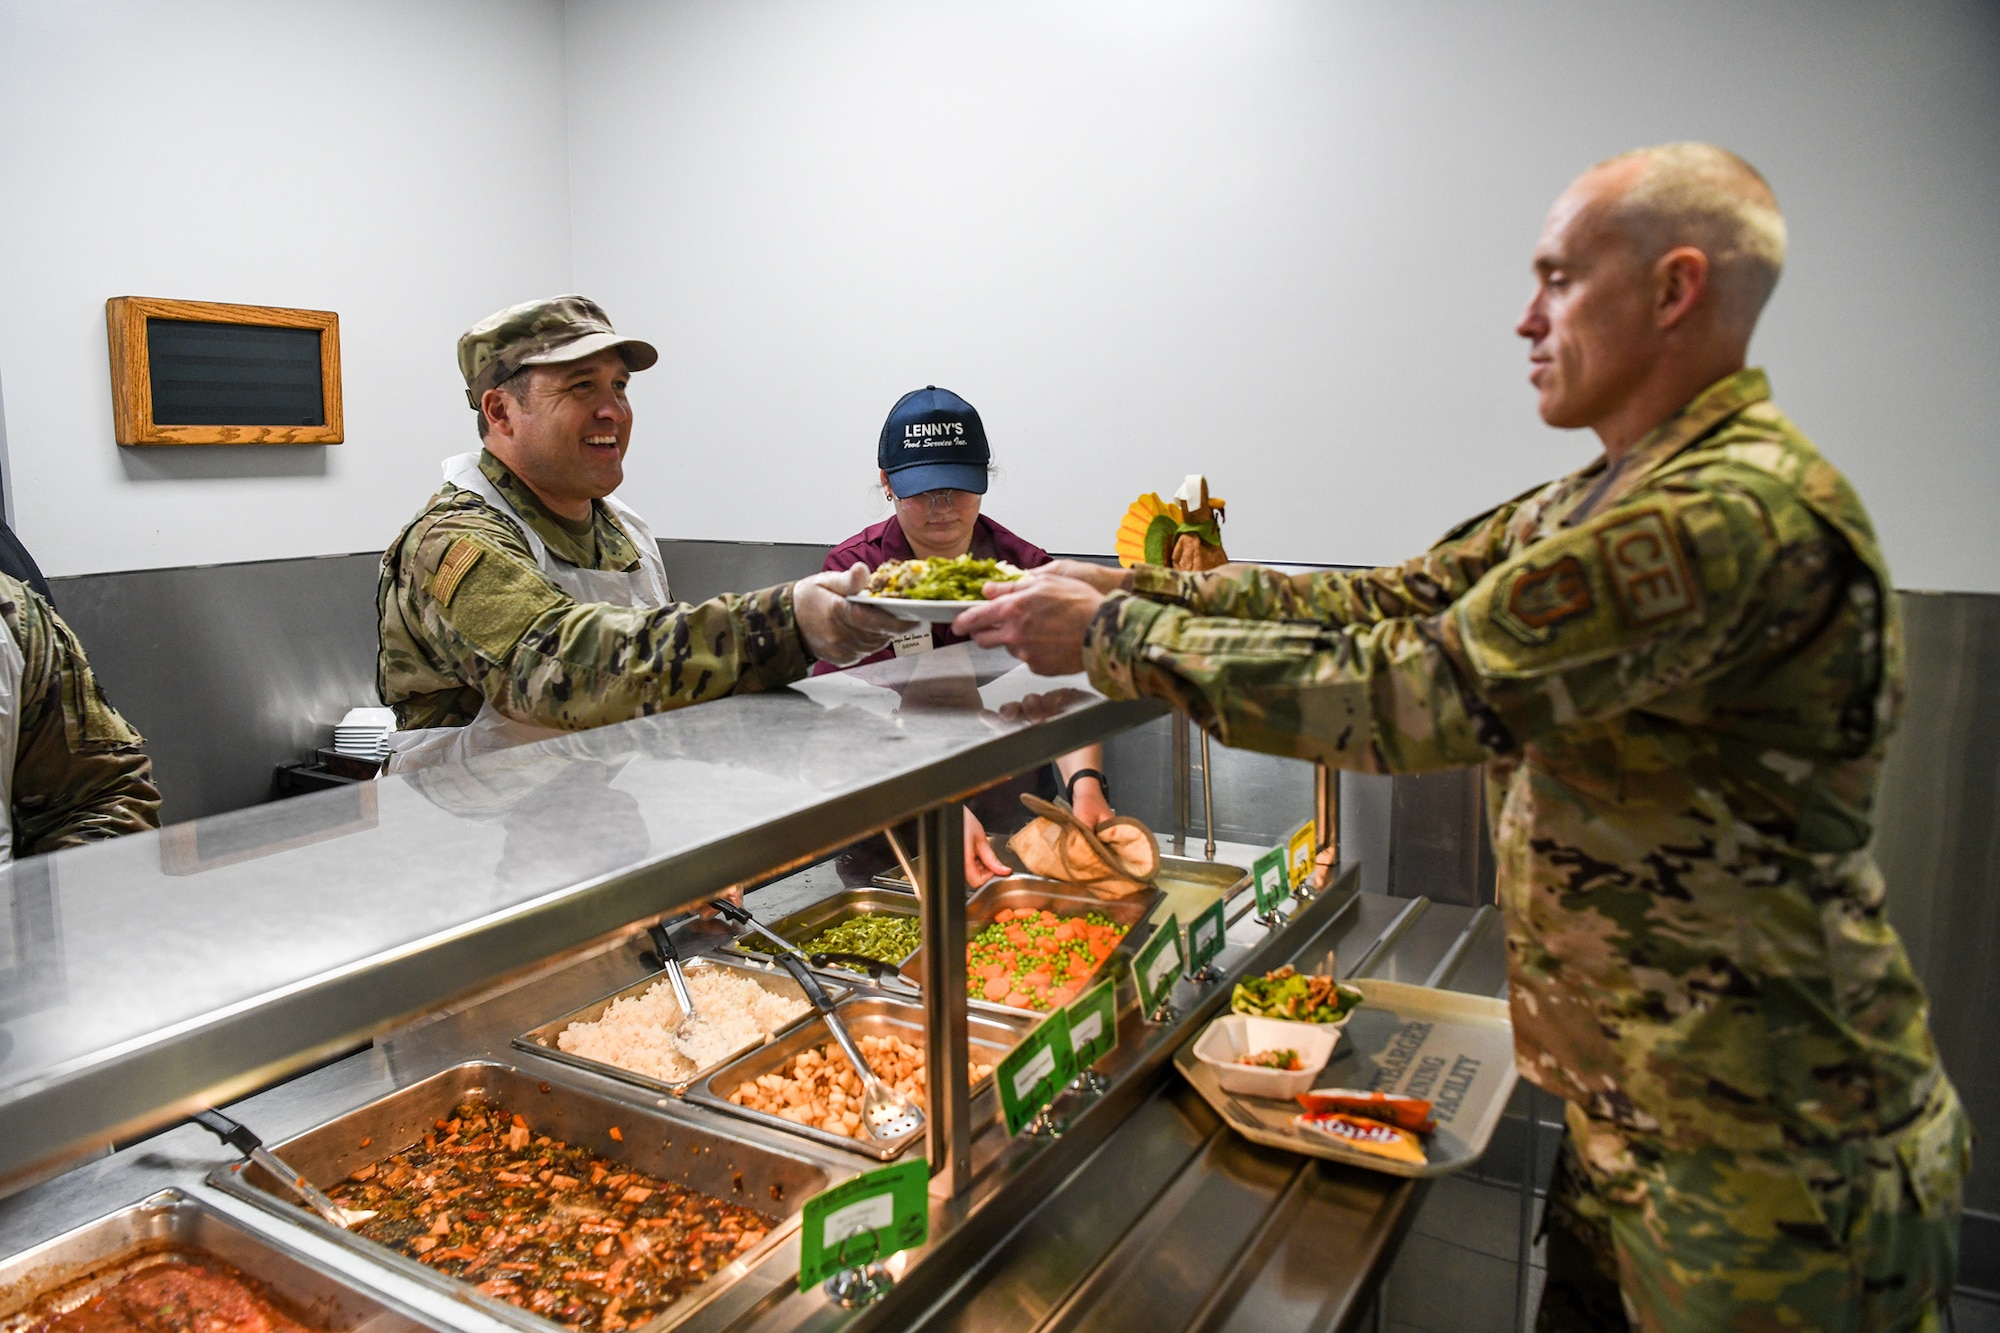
[0,856,1505,1333]
[0,648,1158,1185]
[0,640,1511,1333]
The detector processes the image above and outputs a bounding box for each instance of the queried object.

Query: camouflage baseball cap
[458,295,659,409]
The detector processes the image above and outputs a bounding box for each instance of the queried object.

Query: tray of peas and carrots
[899,881,1165,1018]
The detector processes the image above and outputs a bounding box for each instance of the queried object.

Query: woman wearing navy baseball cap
[819,386,1114,888]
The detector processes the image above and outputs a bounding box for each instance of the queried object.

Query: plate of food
[848,555,1024,622]
[1229,964,1365,1027]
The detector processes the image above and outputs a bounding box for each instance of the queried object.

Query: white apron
[0,620,24,863]
[384,453,672,774]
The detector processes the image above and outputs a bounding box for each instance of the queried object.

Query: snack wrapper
[1294,1110,1427,1165]
[1295,1089,1436,1134]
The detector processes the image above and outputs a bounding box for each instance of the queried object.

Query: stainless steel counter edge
[2,863,1393,1333]
[0,682,1162,1188]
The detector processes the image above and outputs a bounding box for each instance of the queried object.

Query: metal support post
[1514,1083,1541,1332]
[918,803,971,1197]
[1199,731,1217,862]
[1172,710,1191,856]
[1308,761,1341,894]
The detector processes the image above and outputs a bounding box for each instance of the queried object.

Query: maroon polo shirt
[812,514,1051,673]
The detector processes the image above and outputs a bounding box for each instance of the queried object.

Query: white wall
[4,1,1997,590]
[565,0,2000,592]
[0,0,572,576]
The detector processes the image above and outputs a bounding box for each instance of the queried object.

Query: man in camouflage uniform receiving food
[960,143,1968,1330]
[378,296,907,770]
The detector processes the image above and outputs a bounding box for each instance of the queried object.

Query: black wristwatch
[1065,767,1110,805]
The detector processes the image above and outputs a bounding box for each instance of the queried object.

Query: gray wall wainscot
[43,543,2000,1278]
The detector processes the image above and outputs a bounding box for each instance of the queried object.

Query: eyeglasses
[896,489,975,512]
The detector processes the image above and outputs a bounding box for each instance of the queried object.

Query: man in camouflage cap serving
[378,296,906,770]
[962,145,1967,1329]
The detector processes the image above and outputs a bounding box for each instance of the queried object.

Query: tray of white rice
[513,955,834,1095]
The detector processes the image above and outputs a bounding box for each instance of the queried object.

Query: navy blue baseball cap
[878,386,990,497]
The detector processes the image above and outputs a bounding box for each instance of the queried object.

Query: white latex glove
[794,565,913,666]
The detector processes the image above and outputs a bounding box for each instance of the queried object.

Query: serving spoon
[192,1109,376,1228]
[707,898,925,1141]
[645,920,702,1047]
[771,953,926,1142]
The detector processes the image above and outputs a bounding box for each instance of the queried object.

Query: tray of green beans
[738,913,925,974]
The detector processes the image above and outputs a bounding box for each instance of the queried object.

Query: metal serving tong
[707,899,925,1141]
[808,952,919,994]
[646,920,700,1040]
[191,1109,375,1228]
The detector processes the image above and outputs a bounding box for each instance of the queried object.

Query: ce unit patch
[1596,509,1697,626]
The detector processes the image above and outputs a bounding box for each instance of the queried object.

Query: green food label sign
[1252,847,1290,916]
[996,1008,1077,1136]
[1131,913,1184,1015]
[797,1159,929,1290]
[1064,976,1118,1069]
[1186,897,1227,973]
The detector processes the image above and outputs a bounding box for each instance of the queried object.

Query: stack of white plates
[333,706,396,761]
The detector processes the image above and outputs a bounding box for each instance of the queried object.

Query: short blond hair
[1597,143,1788,326]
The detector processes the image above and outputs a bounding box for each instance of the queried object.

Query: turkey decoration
[1115,475,1227,571]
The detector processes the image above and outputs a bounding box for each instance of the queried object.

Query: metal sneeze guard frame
[0,645,1161,1191]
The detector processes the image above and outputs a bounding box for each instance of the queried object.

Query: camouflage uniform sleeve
[9,590,162,854]
[1127,497,1523,626]
[1085,486,1806,773]
[394,509,812,729]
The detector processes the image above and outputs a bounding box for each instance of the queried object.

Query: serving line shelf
[0,638,1515,1333]
[0,646,1160,1187]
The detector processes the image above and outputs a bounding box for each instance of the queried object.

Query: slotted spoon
[771,952,926,1142]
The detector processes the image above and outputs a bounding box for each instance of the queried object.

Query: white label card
[1011,1044,1057,1100]
[1070,1010,1103,1051]
[822,1194,894,1245]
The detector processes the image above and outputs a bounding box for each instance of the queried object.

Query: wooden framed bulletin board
[106,296,342,445]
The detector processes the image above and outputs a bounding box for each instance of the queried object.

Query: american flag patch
[429,538,484,606]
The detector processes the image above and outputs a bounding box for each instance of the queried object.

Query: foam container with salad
[1192,1014,1341,1099]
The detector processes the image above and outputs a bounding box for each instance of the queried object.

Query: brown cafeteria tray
[206,1061,835,1333]
[0,1189,439,1333]
[715,888,921,984]
[900,879,1164,1019]
[686,995,1034,1161]
[514,955,834,1096]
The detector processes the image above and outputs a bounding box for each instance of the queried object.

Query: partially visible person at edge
[959,144,1967,1332]
[376,296,907,773]
[815,386,1114,888]
[0,574,159,861]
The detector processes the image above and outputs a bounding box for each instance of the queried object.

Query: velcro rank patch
[1492,555,1593,645]
[1595,509,1697,627]
[429,538,484,606]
